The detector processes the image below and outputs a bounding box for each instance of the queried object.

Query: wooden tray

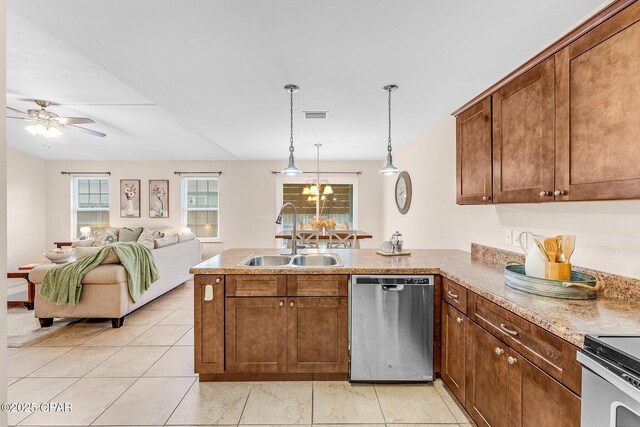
[376,250,412,257]
[504,263,598,300]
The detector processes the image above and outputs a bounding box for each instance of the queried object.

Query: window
[275,175,358,235]
[182,177,220,240]
[72,177,110,239]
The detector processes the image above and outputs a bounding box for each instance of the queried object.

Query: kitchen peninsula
[191,246,640,427]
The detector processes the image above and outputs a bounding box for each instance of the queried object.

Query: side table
[6,263,39,310]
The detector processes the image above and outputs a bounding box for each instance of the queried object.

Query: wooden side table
[7,264,39,310]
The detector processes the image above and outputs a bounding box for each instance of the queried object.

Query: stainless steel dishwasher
[350,275,434,382]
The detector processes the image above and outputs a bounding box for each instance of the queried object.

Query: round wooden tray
[504,263,599,300]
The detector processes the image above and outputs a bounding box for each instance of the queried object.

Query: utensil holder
[545,262,572,281]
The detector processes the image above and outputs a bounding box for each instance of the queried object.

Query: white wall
[383,116,640,278]
[44,159,383,259]
[1,0,8,416]
[7,147,46,271]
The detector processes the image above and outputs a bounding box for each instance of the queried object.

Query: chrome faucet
[275,202,300,255]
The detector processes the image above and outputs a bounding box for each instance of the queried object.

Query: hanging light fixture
[379,84,400,175]
[281,84,303,176]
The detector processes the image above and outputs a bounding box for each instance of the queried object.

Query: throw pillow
[154,234,179,248]
[178,232,196,243]
[75,247,120,264]
[119,227,143,242]
[137,228,155,249]
[93,227,120,247]
[71,238,95,248]
[152,230,165,239]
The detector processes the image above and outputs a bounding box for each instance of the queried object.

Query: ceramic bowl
[44,249,75,264]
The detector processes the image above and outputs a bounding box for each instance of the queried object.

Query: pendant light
[281,84,303,176]
[379,84,400,175]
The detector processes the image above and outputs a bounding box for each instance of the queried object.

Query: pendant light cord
[387,87,392,154]
[289,89,294,154]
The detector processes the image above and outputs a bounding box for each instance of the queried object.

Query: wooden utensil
[533,237,550,262]
[555,235,563,262]
[562,235,576,264]
[543,238,558,264]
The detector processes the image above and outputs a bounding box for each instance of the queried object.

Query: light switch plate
[504,230,513,245]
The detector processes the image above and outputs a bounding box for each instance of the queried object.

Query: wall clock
[395,171,412,214]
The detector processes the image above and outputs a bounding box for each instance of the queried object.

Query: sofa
[29,237,201,328]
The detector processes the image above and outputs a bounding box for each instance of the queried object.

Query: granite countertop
[191,248,640,348]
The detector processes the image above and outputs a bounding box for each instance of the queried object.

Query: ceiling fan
[7,99,106,138]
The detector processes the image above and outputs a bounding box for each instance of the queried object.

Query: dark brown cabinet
[441,302,466,404]
[555,1,640,201]
[287,297,348,373]
[465,320,509,427]
[492,58,555,203]
[456,97,492,205]
[508,349,580,427]
[225,297,287,373]
[194,275,225,374]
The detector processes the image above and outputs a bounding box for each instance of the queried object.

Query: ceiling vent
[303,111,330,119]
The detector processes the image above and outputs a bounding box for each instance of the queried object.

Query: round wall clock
[395,171,412,214]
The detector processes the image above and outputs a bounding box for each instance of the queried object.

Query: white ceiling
[7,0,607,160]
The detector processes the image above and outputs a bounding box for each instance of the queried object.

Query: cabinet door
[555,2,640,201]
[441,302,467,404]
[225,297,286,373]
[456,97,492,205]
[287,297,348,373]
[508,349,580,427]
[194,275,224,374]
[465,321,509,427]
[492,58,555,203]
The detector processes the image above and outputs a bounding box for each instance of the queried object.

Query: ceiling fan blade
[54,117,95,125]
[66,124,106,137]
[7,106,28,115]
[8,116,29,120]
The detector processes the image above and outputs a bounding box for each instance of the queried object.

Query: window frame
[71,176,111,240]
[181,176,221,242]
[274,174,359,242]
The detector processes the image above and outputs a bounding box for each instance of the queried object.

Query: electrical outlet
[504,230,513,245]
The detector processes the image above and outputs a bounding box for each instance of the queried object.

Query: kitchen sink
[239,253,343,268]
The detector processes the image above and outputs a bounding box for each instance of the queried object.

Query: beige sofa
[29,238,201,328]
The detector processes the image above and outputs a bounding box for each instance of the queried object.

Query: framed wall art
[120,179,141,218]
[149,179,169,218]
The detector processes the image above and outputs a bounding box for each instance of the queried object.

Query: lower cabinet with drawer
[196,274,349,380]
[441,278,581,427]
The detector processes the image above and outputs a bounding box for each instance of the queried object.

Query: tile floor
[6,280,475,426]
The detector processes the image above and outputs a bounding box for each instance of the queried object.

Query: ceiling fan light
[43,127,61,138]
[25,125,39,135]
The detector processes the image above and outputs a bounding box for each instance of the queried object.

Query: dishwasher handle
[381,284,405,292]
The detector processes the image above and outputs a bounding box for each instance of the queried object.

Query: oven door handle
[578,351,640,404]
[381,284,405,292]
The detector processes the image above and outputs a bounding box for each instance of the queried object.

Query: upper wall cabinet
[456,97,492,205]
[555,1,640,201]
[492,59,555,203]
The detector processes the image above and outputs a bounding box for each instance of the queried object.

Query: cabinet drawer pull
[279,300,284,307]
[482,195,491,201]
[215,277,221,283]
[539,191,551,197]
[456,317,464,324]
[494,347,504,355]
[554,189,566,197]
[290,301,295,307]
[500,324,518,336]
[204,285,214,301]
[508,356,518,365]
[447,290,459,299]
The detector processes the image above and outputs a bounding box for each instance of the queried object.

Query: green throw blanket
[40,242,160,308]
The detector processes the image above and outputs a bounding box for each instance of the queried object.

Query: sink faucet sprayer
[275,203,301,255]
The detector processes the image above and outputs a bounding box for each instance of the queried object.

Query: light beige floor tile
[7,346,73,377]
[145,346,196,377]
[313,382,385,424]
[81,325,151,346]
[29,346,119,378]
[8,377,20,386]
[87,346,169,377]
[175,327,194,346]
[145,297,189,310]
[129,325,191,346]
[240,382,312,425]
[385,424,459,427]
[34,323,109,347]
[375,383,457,424]
[20,377,136,426]
[167,381,252,425]
[157,309,193,326]
[7,377,77,425]
[8,347,23,356]
[434,379,475,424]
[93,377,195,425]
[176,300,195,311]
[125,308,173,326]
[312,425,384,427]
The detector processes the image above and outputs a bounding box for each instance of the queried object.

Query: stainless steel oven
[578,335,640,427]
